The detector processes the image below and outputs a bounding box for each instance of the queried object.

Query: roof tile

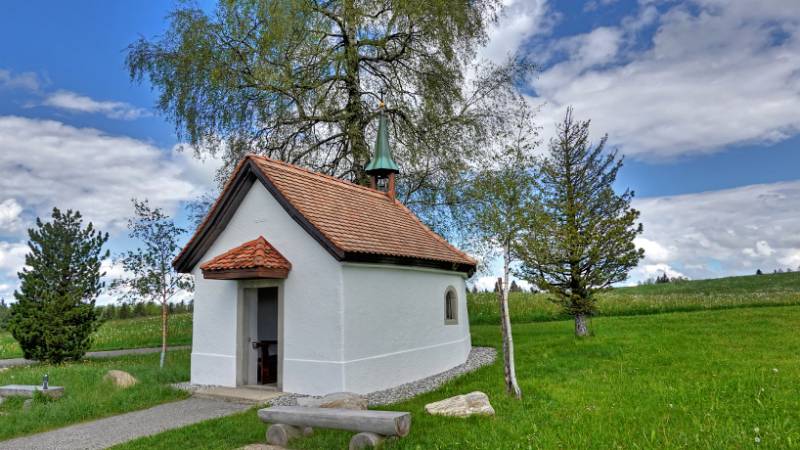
[200,236,291,272]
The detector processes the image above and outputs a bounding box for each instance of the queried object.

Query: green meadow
[0,351,190,441]
[0,313,193,360]
[112,273,800,449]
[468,271,800,324]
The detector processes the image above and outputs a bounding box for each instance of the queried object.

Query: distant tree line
[96,300,193,321]
[0,299,194,331]
[756,267,800,275]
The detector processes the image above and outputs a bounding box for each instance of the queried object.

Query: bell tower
[365,103,400,199]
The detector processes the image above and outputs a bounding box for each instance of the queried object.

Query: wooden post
[266,424,302,446]
[350,432,385,449]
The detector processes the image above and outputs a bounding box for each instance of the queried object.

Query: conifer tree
[9,208,108,362]
[517,108,643,337]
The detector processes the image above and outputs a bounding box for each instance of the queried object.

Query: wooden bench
[258,406,411,449]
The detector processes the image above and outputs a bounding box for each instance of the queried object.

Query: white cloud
[743,240,775,258]
[633,180,800,280]
[480,0,553,64]
[43,90,150,120]
[0,116,211,233]
[528,0,800,160]
[0,69,40,91]
[635,236,670,262]
[0,199,24,232]
[0,241,28,277]
[0,117,220,302]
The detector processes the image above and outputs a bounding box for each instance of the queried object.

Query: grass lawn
[0,350,190,441]
[0,313,193,359]
[469,271,800,324]
[114,306,800,449]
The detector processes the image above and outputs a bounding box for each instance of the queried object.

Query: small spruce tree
[517,108,644,337]
[9,208,108,362]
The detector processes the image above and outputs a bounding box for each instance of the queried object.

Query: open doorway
[243,286,280,387]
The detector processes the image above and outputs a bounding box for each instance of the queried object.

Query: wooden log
[258,406,411,437]
[266,423,301,446]
[349,432,385,449]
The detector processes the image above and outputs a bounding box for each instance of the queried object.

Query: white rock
[297,392,368,410]
[103,370,138,388]
[424,391,495,418]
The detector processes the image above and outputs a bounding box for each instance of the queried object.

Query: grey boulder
[424,391,495,418]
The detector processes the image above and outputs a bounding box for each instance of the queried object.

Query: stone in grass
[103,370,138,388]
[424,391,495,418]
[22,399,33,411]
[297,392,367,410]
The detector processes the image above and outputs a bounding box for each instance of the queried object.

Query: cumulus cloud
[479,0,553,64]
[528,0,800,160]
[0,199,24,232]
[43,90,150,120]
[0,116,220,302]
[0,116,213,233]
[0,241,28,278]
[632,180,800,281]
[0,69,40,92]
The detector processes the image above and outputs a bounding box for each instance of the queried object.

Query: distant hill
[617,271,800,296]
[468,271,800,325]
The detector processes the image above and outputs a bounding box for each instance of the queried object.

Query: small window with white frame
[444,286,458,325]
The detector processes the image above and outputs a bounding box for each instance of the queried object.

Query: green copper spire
[365,111,400,175]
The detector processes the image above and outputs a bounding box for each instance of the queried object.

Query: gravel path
[0,397,248,450]
[0,346,191,369]
[271,346,497,407]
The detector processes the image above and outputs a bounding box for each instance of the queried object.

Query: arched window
[444,287,458,325]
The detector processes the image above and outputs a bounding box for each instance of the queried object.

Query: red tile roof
[200,236,291,272]
[199,236,291,279]
[175,155,476,275]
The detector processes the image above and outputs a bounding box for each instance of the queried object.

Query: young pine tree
[9,208,108,362]
[517,108,644,337]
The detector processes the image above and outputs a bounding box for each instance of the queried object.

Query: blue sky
[1,0,799,299]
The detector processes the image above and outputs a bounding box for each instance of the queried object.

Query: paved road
[0,397,250,449]
[0,346,192,369]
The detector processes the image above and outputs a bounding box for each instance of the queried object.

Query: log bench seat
[258,406,411,449]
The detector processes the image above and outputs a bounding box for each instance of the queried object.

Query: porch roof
[200,236,291,280]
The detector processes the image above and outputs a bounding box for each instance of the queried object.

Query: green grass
[113,306,800,449]
[0,350,190,441]
[0,313,193,359]
[469,271,800,324]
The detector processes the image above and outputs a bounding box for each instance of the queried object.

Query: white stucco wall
[191,180,471,395]
[340,264,471,394]
[191,182,345,392]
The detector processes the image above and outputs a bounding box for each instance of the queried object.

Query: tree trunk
[574,313,588,337]
[160,296,168,369]
[497,247,522,398]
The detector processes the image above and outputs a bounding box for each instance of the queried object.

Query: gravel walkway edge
[270,346,497,407]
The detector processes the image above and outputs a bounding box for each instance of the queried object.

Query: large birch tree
[126,0,529,234]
